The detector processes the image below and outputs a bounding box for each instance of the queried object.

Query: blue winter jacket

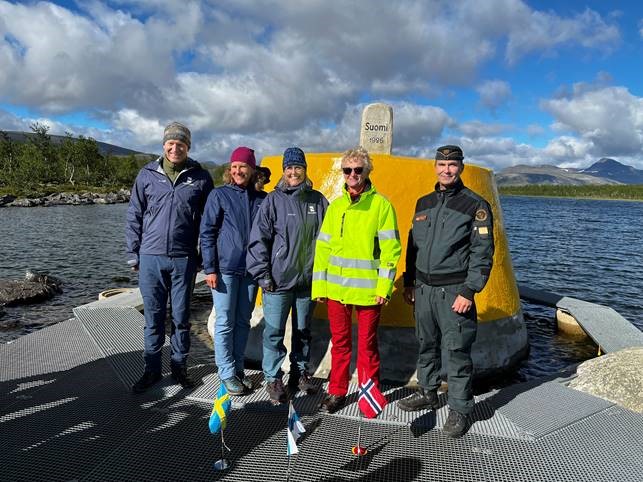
[246,180,328,292]
[200,183,266,276]
[125,157,214,265]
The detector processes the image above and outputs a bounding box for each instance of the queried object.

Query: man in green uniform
[398,145,494,438]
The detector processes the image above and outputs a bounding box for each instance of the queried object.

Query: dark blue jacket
[200,183,266,276]
[246,180,328,291]
[125,157,214,265]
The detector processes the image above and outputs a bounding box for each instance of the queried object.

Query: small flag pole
[352,374,368,456]
[286,402,292,482]
[214,424,231,470]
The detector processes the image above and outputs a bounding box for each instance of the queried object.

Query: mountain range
[495,158,643,186]
[1,130,150,157]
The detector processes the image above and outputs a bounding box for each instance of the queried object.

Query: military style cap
[435,145,464,162]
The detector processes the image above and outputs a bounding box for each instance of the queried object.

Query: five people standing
[247,147,328,404]
[127,134,495,439]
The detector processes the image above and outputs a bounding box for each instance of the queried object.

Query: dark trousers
[139,254,197,373]
[414,282,477,414]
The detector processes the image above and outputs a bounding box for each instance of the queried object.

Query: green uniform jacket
[312,181,402,306]
[403,179,494,301]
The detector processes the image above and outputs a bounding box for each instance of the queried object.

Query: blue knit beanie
[282,147,307,170]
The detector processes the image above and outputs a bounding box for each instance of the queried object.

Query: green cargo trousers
[414,282,477,415]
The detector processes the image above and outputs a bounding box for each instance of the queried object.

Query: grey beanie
[163,122,191,149]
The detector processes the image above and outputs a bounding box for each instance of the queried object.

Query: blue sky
[1,0,642,170]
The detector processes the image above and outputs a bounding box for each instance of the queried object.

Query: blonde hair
[340,146,373,176]
[222,164,257,186]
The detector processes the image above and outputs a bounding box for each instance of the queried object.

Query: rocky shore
[0,189,130,207]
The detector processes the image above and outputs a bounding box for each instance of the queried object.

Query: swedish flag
[209,383,231,433]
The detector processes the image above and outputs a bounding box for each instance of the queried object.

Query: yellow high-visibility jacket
[311,182,402,306]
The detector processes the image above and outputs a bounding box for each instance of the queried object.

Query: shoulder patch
[475,209,488,222]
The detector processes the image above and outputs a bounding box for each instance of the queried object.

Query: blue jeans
[212,273,258,380]
[262,289,314,382]
[138,254,197,372]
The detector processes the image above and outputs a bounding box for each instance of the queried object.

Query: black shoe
[236,371,254,391]
[222,376,246,396]
[442,409,469,438]
[266,379,287,404]
[132,371,162,394]
[288,372,319,394]
[397,388,439,412]
[171,365,196,389]
[319,393,346,414]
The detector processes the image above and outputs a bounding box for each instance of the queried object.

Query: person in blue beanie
[247,147,328,404]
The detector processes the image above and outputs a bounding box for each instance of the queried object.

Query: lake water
[1,197,641,382]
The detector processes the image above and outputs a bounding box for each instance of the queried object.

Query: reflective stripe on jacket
[311,182,401,306]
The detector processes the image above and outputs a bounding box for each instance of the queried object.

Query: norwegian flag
[357,379,387,419]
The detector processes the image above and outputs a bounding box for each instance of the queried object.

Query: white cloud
[0,1,635,169]
[541,85,643,157]
[476,80,512,111]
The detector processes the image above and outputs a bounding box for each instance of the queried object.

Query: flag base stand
[351,446,367,456]
[213,459,231,471]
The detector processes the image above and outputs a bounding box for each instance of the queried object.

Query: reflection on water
[1,198,641,384]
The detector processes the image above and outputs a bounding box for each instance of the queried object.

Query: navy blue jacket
[246,181,328,291]
[200,183,266,276]
[125,157,214,265]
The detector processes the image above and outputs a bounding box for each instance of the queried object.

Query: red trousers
[327,299,382,396]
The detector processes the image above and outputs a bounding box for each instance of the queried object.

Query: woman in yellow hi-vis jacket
[312,147,401,413]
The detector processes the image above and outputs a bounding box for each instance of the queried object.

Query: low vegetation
[0,123,228,196]
[499,184,643,201]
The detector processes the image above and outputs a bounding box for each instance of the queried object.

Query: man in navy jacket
[126,122,214,393]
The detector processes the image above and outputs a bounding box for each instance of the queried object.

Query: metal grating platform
[485,380,614,438]
[557,296,643,352]
[2,305,642,481]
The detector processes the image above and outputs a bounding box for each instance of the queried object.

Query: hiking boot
[397,388,439,412]
[171,365,196,389]
[132,371,162,394]
[236,371,254,391]
[222,376,246,396]
[266,379,287,404]
[442,409,469,438]
[319,393,346,414]
[288,372,319,394]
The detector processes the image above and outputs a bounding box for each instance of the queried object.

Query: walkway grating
[1,306,642,481]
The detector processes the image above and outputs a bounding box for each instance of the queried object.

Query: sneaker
[319,393,346,414]
[266,379,287,404]
[132,371,162,394]
[222,376,246,396]
[442,409,469,438]
[171,365,196,389]
[288,372,318,394]
[236,371,254,391]
[397,388,439,412]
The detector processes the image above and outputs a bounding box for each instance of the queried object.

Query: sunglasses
[342,166,364,175]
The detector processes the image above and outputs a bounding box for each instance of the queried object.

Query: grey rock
[0,270,63,306]
[569,347,643,413]
[0,194,16,206]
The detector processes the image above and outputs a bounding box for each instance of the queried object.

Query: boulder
[0,194,16,206]
[0,270,63,306]
[569,347,643,413]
